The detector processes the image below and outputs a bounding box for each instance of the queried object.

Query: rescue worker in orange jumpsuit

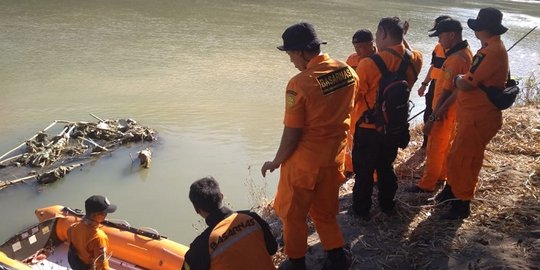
[67,195,117,270]
[182,176,277,270]
[417,15,450,149]
[345,29,377,177]
[440,7,509,220]
[406,18,473,194]
[351,17,423,220]
[261,22,357,270]
[346,29,377,69]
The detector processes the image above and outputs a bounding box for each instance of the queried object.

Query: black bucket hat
[429,19,463,37]
[467,7,508,35]
[277,22,327,51]
[429,15,452,32]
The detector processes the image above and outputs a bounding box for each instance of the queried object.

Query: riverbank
[260,103,539,269]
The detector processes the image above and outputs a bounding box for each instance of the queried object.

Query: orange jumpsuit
[346,53,362,70]
[274,53,357,258]
[446,36,508,200]
[417,41,473,191]
[68,220,110,270]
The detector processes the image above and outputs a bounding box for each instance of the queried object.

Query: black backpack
[360,49,417,149]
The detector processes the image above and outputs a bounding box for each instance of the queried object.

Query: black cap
[467,7,508,35]
[277,22,327,51]
[429,19,463,37]
[429,15,452,32]
[352,29,373,43]
[85,195,117,214]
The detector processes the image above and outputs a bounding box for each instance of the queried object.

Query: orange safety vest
[208,213,275,270]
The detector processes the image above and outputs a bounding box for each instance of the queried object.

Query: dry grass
[517,72,540,106]
[249,103,540,269]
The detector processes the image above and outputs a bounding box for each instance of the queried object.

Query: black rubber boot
[278,257,306,270]
[379,200,396,216]
[440,200,471,220]
[430,183,455,205]
[323,248,350,270]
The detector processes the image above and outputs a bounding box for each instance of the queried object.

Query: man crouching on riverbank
[182,176,277,270]
[261,22,357,270]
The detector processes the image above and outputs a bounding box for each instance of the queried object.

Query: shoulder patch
[286,90,297,108]
[469,53,485,74]
[443,69,452,81]
[316,67,355,95]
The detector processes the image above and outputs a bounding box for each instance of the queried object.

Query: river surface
[1,0,539,246]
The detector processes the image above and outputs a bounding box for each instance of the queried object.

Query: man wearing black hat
[344,29,377,177]
[417,15,451,149]
[346,29,376,70]
[261,22,357,270]
[407,18,473,195]
[67,195,117,270]
[443,7,509,219]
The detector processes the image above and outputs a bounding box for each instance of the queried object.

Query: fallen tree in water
[0,114,156,190]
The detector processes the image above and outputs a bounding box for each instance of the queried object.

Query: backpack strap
[370,54,389,76]
[382,48,418,80]
[365,54,389,110]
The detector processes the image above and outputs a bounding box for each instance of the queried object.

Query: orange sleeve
[283,79,306,128]
[355,58,376,107]
[89,234,110,270]
[439,56,468,92]
[410,50,424,86]
[464,51,502,87]
[346,54,355,67]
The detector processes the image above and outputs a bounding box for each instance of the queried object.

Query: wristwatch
[453,75,461,88]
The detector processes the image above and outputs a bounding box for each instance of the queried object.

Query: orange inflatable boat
[1,205,189,270]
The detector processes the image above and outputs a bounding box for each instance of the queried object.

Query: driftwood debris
[0,114,157,190]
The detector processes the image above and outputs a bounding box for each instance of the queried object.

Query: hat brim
[104,204,117,213]
[428,31,440,37]
[467,19,508,35]
[276,40,327,51]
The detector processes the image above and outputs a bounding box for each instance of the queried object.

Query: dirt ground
[266,104,540,270]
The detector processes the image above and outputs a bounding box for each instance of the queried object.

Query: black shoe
[348,206,371,221]
[440,200,470,220]
[278,257,306,270]
[430,183,455,204]
[322,248,351,270]
[380,200,396,216]
[405,185,431,193]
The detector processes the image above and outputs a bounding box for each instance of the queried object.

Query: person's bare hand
[417,85,426,97]
[403,20,410,35]
[261,161,280,177]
